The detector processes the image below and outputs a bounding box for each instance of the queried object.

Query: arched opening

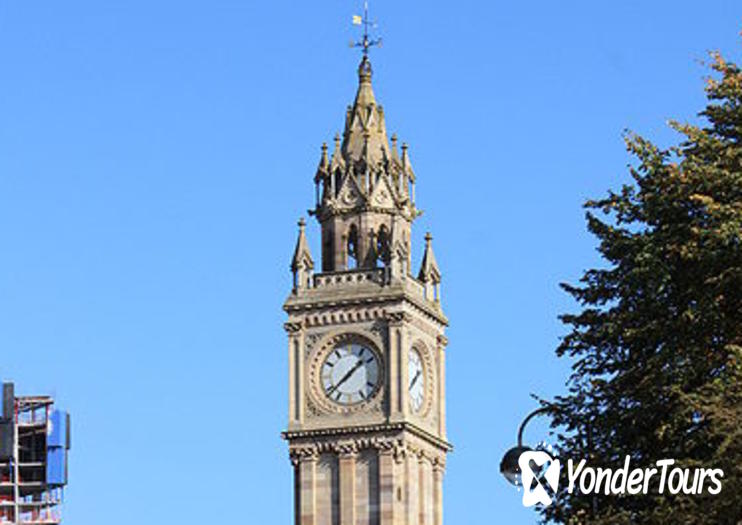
[376,226,390,268]
[323,235,333,272]
[347,225,359,270]
[333,169,342,197]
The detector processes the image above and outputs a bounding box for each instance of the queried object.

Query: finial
[298,218,306,229]
[358,55,373,83]
[351,1,382,58]
[390,134,400,161]
[425,232,433,243]
[319,142,329,168]
[332,133,342,159]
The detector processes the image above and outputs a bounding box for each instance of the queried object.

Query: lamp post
[499,406,551,486]
[501,406,599,521]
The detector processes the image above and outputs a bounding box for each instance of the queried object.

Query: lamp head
[499,445,531,486]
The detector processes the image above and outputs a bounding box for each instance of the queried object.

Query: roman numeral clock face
[322,343,380,405]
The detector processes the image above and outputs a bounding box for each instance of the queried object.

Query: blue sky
[1,1,741,523]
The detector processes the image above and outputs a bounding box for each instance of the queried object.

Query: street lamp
[499,407,551,486]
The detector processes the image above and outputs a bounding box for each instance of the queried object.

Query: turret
[307,56,420,277]
[291,218,314,293]
[418,232,442,303]
[289,55,443,309]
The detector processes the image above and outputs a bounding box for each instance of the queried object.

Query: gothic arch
[347,224,359,269]
[376,225,391,267]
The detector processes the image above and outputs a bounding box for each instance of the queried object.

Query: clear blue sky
[1,1,741,523]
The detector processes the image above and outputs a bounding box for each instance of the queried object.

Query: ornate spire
[314,142,329,184]
[418,233,441,283]
[320,142,329,168]
[291,218,314,272]
[305,18,427,275]
[401,142,415,183]
[390,133,399,159]
[291,218,314,293]
[341,55,390,167]
[418,232,442,303]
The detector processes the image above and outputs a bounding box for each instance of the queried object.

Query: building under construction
[0,383,70,524]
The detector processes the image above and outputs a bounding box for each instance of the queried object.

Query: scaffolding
[0,384,70,525]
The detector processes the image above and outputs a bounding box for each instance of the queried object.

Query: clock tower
[282,53,450,525]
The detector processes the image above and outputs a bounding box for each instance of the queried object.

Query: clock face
[408,348,425,412]
[322,343,380,405]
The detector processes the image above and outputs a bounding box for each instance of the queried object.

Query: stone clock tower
[282,54,450,525]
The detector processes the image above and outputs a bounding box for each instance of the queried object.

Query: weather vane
[351,0,382,57]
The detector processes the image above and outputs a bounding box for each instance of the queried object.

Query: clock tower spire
[310,54,419,278]
[283,25,450,525]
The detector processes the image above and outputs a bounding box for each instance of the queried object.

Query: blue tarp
[47,447,67,486]
[47,410,67,449]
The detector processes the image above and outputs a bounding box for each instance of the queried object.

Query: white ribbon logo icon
[519,450,561,507]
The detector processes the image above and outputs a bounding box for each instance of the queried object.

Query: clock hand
[328,359,365,394]
[409,370,421,390]
[329,360,364,394]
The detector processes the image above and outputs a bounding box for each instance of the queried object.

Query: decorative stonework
[409,313,443,338]
[337,176,363,209]
[288,431,447,468]
[369,176,395,209]
[335,441,359,458]
[286,291,448,329]
[368,319,388,347]
[306,331,323,349]
[386,311,409,325]
[306,397,323,418]
[284,321,303,334]
[289,444,319,466]
[304,330,327,358]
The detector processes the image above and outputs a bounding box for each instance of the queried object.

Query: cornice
[283,321,304,334]
[313,205,416,223]
[284,287,448,327]
[282,421,453,453]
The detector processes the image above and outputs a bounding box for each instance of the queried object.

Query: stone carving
[288,433,446,469]
[369,175,395,209]
[289,444,319,466]
[306,397,323,418]
[334,441,359,457]
[306,332,322,349]
[284,321,303,334]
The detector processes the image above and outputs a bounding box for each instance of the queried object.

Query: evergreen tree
[543,47,742,525]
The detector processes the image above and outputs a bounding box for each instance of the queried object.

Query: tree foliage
[543,48,742,524]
